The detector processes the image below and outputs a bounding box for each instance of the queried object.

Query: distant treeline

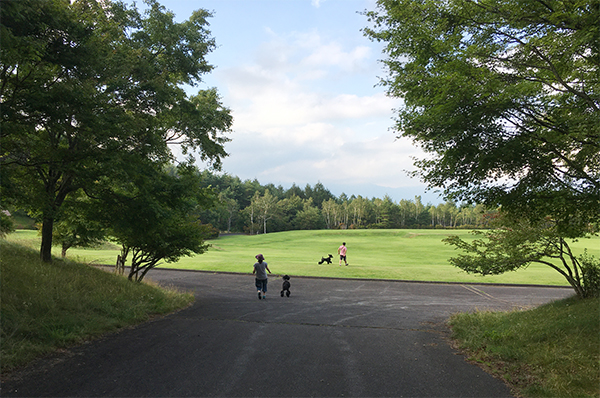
[195,171,492,234]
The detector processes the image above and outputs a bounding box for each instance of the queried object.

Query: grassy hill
[450,296,599,397]
[0,240,194,372]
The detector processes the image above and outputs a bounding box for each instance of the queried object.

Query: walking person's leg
[262,279,268,299]
[256,278,262,299]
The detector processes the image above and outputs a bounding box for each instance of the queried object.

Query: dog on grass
[281,275,291,297]
[318,254,333,264]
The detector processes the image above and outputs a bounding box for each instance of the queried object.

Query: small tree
[124,216,212,283]
[52,193,106,257]
[99,163,215,282]
[253,189,278,234]
[444,213,600,298]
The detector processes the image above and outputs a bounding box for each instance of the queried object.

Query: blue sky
[145,0,442,204]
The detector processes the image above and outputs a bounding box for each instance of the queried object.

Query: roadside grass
[449,296,600,398]
[0,239,194,373]
[9,229,597,286]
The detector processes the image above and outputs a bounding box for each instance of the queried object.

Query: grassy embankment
[0,240,194,373]
[450,296,599,398]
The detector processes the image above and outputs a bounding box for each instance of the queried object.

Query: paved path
[2,270,572,397]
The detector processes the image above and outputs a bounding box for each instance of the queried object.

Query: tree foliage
[364,0,600,230]
[52,192,106,258]
[444,213,600,298]
[364,0,599,293]
[96,163,215,282]
[0,0,232,262]
[193,172,493,232]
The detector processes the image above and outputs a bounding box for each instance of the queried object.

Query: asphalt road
[2,270,573,397]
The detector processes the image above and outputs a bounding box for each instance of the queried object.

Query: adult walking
[338,242,348,266]
[253,254,271,299]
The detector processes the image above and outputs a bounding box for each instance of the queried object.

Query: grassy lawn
[8,229,599,286]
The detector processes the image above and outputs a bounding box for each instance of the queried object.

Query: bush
[203,223,220,239]
[0,210,15,237]
[580,250,600,298]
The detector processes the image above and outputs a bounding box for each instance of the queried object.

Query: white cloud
[205,26,430,200]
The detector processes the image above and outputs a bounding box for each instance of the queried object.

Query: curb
[95,264,572,290]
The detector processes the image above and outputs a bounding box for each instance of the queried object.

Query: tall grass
[449,296,600,398]
[0,240,194,372]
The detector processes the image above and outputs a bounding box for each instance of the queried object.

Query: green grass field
[7,229,599,286]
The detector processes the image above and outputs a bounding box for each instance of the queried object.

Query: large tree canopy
[364,0,599,232]
[1,0,232,262]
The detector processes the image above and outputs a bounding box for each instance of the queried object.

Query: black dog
[318,254,333,264]
[280,275,291,297]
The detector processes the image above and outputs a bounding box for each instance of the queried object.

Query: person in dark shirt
[253,253,271,299]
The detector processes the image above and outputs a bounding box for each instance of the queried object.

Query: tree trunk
[40,217,54,263]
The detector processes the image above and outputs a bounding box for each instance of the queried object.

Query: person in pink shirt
[338,242,348,266]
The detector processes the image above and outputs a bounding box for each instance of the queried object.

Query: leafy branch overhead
[363,0,599,226]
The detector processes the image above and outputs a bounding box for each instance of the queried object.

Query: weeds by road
[450,297,600,397]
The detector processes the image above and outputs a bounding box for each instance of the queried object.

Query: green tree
[365,0,599,285]
[294,198,325,230]
[364,0,599,228]
[444,213,600,298]
[321,198,338,229]
[278,195,304,231]
[1,0,232,262]
[99,163,215,282]
[52,192,106,258]
[380,195,399,228]
[253,189,279,234]
[304,182,335,208]
[349,196,368,227]
[219,189,239,234]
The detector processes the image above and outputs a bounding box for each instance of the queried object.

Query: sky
[145,0,443,204]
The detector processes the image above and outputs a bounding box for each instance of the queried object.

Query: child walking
[338,242,348,266]
[253,254,271,300]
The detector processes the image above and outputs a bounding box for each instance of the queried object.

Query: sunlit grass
[7,229,599,286]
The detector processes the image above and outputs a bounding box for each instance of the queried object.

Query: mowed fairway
[9,229,597,286]
[167,229,597,286]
